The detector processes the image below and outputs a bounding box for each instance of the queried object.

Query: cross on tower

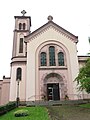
[21,10,27,16]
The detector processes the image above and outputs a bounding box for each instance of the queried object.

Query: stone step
[26,99,89,106]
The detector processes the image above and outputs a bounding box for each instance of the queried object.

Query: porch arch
[41,73,67,100]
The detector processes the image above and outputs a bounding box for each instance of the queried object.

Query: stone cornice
[14,16,31,19]
[78,55,90,62]
[14,29,30,32]
[10,61,26,66]
[11,56,27,60]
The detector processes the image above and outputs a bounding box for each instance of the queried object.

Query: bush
[0,105,6,115]
[0,102,16,116]
[14,109,29,117]
[5,102,16,111]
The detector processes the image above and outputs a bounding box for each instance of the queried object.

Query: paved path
[47,105,90,120]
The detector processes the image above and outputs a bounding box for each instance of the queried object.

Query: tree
[75,58,90,93]
[88,37,90,55]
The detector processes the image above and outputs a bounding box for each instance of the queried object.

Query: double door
[47,83,60,101]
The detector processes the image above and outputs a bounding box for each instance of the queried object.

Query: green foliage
[0,102,16,116]
[79,103,90,108]
[0,107,50,120]
[75,58,90,93]
[0,105,6,115]
[14,109,29,117]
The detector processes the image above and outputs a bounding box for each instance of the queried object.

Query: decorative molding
[25,21,78,43]
[14,16,31,19]
[11,56,26,60]
[14,29,30,32]
[39,67,67,70]
[10,61,26,65]
[78,56,90,62]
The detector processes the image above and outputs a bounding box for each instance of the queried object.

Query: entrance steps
[26,99,89,106]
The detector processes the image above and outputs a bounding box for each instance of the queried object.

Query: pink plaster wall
[0,78,10,105]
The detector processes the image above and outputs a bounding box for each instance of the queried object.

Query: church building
[0,10,90,105]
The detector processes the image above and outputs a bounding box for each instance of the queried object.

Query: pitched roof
[25,20,78,43]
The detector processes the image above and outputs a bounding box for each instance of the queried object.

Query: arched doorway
[44,73,65,101]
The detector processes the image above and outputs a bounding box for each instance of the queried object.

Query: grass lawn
[47,104,90,120]
[1,103,90,120]
[0,106,50,120]
[79,103,90,108]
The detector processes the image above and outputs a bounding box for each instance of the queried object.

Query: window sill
[39,66,67,70]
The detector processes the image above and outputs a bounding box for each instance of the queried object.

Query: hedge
[0,102,16,116]
[14,109,29,117]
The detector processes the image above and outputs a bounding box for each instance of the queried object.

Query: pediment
[25,21,78,43]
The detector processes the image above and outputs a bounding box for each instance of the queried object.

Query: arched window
[40,52,47,66]
[58,52,64,66]
[16,68,22,80]
[19,38,23,53]
[23,23,26,30]
[49,46,56,66]
[19,23,22,30]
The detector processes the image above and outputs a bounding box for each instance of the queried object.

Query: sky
[0,0,90,79]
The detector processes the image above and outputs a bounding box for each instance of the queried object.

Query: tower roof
[14,10,31,26]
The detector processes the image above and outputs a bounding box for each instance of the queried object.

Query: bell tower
[12,10,31,58]
[10,10,31,102]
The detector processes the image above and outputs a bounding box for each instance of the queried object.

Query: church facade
[0,11,90,105]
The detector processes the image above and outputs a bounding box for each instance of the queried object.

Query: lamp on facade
[16,78,20,107]
[16,68,22,107]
